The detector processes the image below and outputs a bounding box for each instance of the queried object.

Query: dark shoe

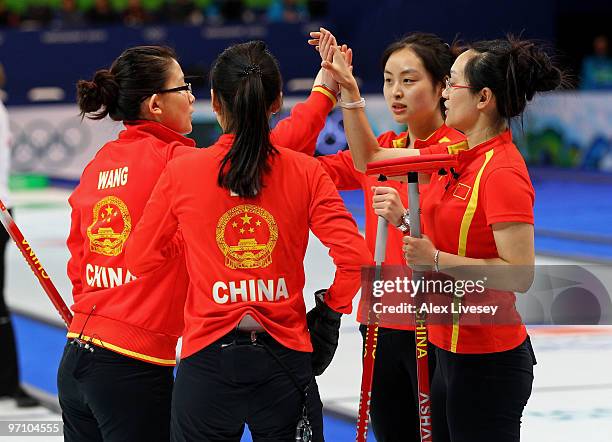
[13,387,39,408]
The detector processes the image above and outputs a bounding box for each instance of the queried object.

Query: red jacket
[66,90,336,365]
[421,130,532,353]
[317,125,466,329]
[126,134,372,358]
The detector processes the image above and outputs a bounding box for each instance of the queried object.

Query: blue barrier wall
[0,23,330,105]
[0,0,557,106]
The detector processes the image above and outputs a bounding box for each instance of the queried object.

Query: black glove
[306,289,342,376]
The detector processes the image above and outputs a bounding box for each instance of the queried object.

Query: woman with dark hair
[60,44,340,441]
[126,40,371,441]
[322,35,566,441]
[308,29,465,441]
[60,45,194,442]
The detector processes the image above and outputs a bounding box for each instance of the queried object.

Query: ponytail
[212,41,282,198]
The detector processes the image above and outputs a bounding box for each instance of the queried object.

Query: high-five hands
[308,27,356,92]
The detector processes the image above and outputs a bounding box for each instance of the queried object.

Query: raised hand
[309,28,354,94]
[317,28,339,93]
[309,28,353,65]
[322,43,358,93]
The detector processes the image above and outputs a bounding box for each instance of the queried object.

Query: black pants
[0,210,19,397]
[359,325,436,442]
[57,341,174,442]
[431,337,536,442]
[171,330,324,442]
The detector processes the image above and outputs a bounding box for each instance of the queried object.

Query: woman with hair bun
[60,45,195,442]
[60,44,341,441]
[413,39,564,441]
[126,40,371,442]
[323,35,566,441]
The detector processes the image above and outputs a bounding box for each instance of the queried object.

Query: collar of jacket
[121,120,196,147]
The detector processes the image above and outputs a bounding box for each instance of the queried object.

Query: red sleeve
[270,89,335,155]
[308,163,373,314]
[482,167,535,226]
[316,130,401,191]
[66,195,84,298]
[420,140,469,155]
[420,143,450,155]
[168,143,196,160]
[316,149,362,190]
[125,166,180,275]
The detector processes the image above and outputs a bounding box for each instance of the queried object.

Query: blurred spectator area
[0,0,571,107]
[0,0,328,27]
[555,0,612,88]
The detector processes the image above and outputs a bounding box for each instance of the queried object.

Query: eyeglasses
[445,78,474,92]
[158,83,192,94]
[140,83,193,102]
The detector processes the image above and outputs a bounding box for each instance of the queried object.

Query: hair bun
[78,78,98,95]
[77,69,119,118]
[529,52,562,95]
[508,38,563,99]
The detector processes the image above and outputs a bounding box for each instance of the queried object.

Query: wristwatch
[396,209,410,233]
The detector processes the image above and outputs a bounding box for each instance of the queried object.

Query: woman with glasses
[308,29,465,441]
[59,44,340,442]
[321,34,566,441]
[125,40,371,442]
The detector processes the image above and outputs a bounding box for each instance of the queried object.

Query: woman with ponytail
[323,34,566,441]
[126,41,371,441]
[62,44,341,441]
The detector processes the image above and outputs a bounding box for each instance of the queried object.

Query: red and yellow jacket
[66,89,336,365]
[421,130,533,353]
[317,125,466,329]
[126,134,373,358]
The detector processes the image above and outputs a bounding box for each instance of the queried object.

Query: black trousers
[0,210,19,397]
[57,341,174,442]
[171,330,324,442]
[431,337,536,442]
[359,325,436,442]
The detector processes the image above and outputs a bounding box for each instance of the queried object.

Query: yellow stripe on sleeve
[312,86,337,106]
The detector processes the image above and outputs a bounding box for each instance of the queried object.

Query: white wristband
[339,97,366,109]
